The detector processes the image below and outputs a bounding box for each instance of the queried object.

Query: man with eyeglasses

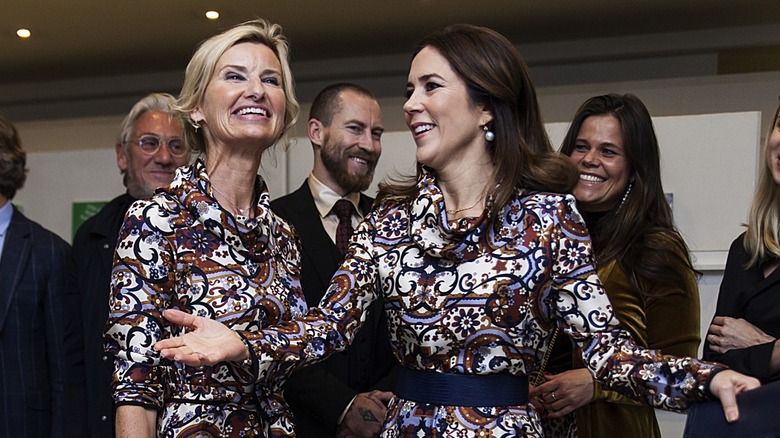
[71,93,189,437]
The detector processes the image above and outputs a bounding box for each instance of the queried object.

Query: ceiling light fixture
[16,28,31,39]
[205,10,220,20]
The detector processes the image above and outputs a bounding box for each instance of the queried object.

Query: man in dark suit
[71,93,188,437]
[271,83,396,438]
[0,115,72,437]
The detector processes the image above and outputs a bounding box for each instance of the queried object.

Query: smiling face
[190,42,286,154]
[403,46,492,172]
[116,110,187,199]
[768,111,780,186]
[568,114,632,212]
[313,89,383,195]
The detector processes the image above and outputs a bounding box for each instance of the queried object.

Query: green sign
[72,201,108,239]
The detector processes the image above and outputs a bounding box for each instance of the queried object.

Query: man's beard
[320,143,377,194]
[124,174,155,199]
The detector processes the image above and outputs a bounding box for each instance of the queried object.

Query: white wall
[12,72,773,438]
[15,126,730,438]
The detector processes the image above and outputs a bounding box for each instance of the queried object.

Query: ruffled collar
[162,158,277,261]
[409,169,499,262]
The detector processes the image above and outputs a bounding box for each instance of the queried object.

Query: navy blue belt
[395,367,529,407]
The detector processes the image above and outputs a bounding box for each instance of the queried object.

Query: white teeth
[352,157,367,164]
[580,173,605,183]
[414,124,434,134]
[237,107,267,116]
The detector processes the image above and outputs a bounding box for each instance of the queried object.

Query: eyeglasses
[129,135,188,157]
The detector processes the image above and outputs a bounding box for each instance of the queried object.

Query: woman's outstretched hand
[154,309,247,366]
[709,369,760,423]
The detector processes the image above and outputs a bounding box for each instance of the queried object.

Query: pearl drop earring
[483,125,495,142]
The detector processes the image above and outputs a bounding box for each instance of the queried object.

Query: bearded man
[271,83,396,438]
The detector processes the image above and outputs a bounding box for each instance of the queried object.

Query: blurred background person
[271,83,395,438]
[704,99,780,383]
[72,92,189,437]
[0,115,73,437]
[103,19,308,437]
[532,93,700,438]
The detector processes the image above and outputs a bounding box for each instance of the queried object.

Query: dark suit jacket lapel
[746,263,780,310]
[0,208,32,332]
[358,194,374,218]
[286,182,341,294]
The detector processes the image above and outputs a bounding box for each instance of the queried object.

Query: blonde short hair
[176,18,300,154]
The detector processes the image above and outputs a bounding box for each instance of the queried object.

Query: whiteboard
[547,111,760,269]
[15,112,761,271]
[273,112,760,269]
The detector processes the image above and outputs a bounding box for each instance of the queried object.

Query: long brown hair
[378,24,577,220]
[560,94,697,295]
[0,115,27,200]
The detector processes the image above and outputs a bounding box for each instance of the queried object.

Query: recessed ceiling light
[16,28,31,39]
[205,10,219,20]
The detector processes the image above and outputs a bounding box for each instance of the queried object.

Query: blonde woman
[104,19,307,437]
[705,100,780,383]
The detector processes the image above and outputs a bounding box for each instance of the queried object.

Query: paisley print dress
[104,159,308,437]
[244,170,721,437]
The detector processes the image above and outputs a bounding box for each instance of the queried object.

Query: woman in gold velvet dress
[531,94,701,438]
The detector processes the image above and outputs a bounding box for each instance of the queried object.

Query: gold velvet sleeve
[589,241,701,403]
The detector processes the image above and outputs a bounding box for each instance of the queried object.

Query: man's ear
[116,143,127,172]
[308,118,324,146]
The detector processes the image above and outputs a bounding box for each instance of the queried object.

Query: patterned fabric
[333,199,354,256]
[104,159,308,437]
[245,170,721,437]
[573,249,700,438]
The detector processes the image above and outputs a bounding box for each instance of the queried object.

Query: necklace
[445,194,485,215]
[211,183,252,216]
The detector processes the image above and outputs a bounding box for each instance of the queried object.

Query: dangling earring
[483,124,495,142]
[616,181,633,214]
[191,119,201,132]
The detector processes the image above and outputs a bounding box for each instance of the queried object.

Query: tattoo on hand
[358,407,379,423]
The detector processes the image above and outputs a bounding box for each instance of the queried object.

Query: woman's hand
[154,309,247,366]
[707,316,775,353]
[708,369,760,422]
[528,369,594,418]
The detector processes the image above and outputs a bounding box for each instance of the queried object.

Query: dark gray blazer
[0,207,72,438]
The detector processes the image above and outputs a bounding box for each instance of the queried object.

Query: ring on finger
[551,391,557,401]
